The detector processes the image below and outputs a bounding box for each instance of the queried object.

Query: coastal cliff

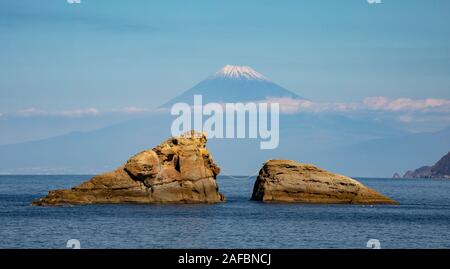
[33,131,225,205]
[251,160,397,204]
[403,151,450,179]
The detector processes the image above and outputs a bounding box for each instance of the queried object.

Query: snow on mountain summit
[213,65,267,80]
[160,64,303,107]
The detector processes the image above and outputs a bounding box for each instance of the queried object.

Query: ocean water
[0,175,449,249]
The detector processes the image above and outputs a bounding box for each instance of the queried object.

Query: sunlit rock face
[251,160,397,205]
[33,131,225,206]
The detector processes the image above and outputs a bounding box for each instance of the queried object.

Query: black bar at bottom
[0,249,447,267]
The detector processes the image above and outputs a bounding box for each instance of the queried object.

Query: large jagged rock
[251,160,397,204]
[33,131,225,205]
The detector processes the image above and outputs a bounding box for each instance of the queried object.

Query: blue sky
[0,0,450,112]
[0,1,450,175]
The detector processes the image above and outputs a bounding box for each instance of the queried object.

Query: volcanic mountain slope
[160,65,304,107]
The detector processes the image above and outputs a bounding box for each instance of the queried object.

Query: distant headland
[401,151,450,179]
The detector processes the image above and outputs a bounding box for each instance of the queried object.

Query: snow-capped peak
[213,65,267,81]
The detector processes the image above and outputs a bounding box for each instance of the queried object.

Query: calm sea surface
[0,175,449,249]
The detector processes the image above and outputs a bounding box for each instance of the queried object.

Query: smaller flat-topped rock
[251,160,397,205]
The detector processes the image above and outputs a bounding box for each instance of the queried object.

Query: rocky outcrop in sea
[33,131,225,205]
[251,160,397,204]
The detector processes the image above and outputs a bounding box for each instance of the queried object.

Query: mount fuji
[161,65,303,107]
[0,65,448,176]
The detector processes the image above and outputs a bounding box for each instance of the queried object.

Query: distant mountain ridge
[160,65,303,107]
[403,151,450,179]
[0,112,447,176]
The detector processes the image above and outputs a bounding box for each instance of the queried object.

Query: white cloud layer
[6,97,450,127]
[363,97,450,112]
[111,107,152,113]
[15,108,100,118]
[17,108,49,117]
[60,108,100,117]
[263,96,450,114]
[9,106,153,118]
